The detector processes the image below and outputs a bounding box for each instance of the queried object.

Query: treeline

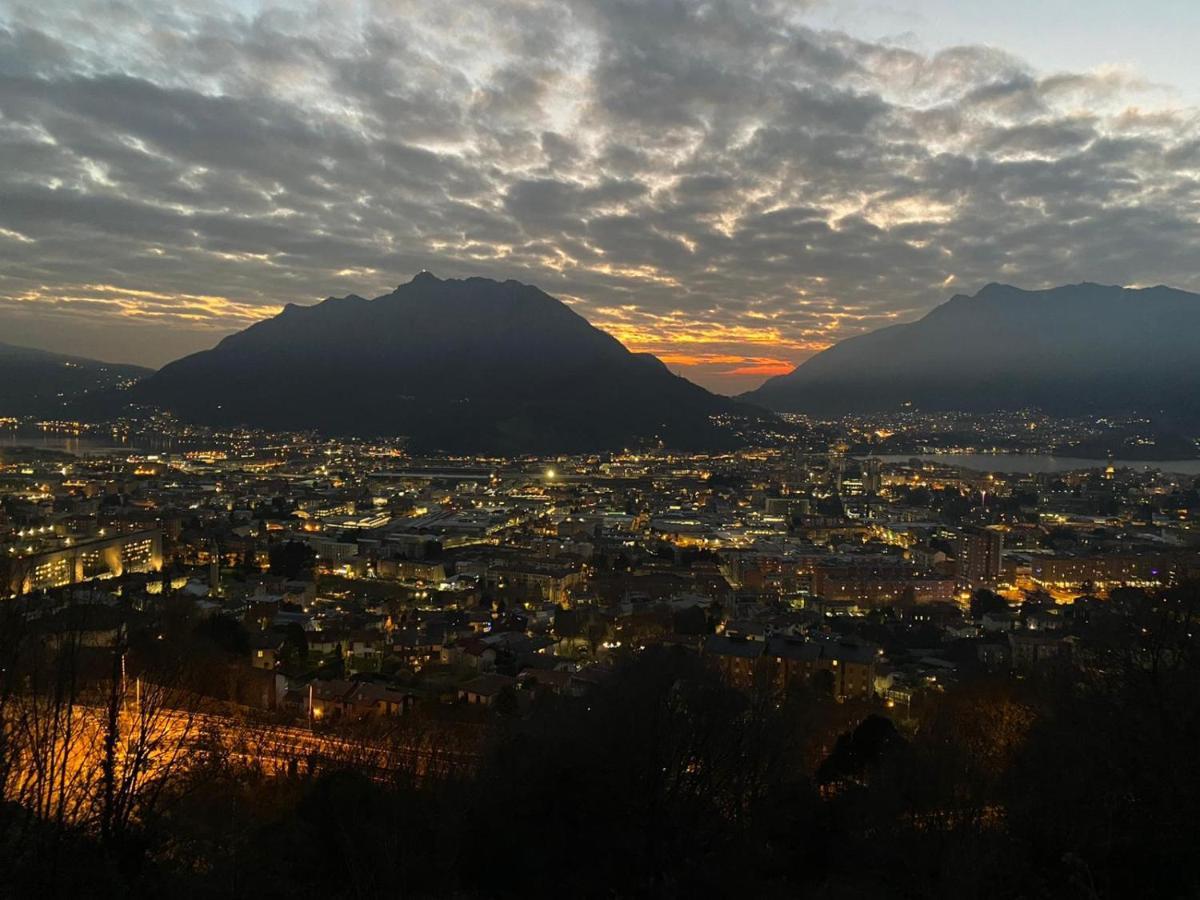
[1,585,1197,898]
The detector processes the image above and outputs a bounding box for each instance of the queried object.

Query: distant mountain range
[0,342,150,417]
[131,273,751,453]
[9,279,1200,450]
[742,283,1200,423]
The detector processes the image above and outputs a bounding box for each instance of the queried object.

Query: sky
[1,0,1198,395]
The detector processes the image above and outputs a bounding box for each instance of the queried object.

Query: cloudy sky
[1,0,1198,394]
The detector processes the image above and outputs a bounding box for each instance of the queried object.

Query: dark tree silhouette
[268,541,316,579]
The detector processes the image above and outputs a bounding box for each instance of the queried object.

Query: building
[704,633,879,700]
[863,456,883,494]
[1008,632,1070,671]
[5,528,163,595]
[249,633,284,670]
[703,634,766,690]
[812,562,956,607]
[308,679,412,719]
[766,636,878,701]
[1027,553,1171,591]
[459,673,518,705]
[488,561,583,605]
[377,557,448,582]
[955,527,1004,586]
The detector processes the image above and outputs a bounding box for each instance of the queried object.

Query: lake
[0,429,143,456]
[879,453,1200,476]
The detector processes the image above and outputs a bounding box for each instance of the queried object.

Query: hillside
[0,342,150,417]
[742,283,1200,422]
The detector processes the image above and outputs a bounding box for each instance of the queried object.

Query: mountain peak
[975,282,1018,296]
[741,282,1200,421]
[133,274,747,453]
[408,270,441,286]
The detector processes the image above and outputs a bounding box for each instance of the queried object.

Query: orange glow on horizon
[654,352,799,378]
[591,308,841,379]
[725,361,795,377]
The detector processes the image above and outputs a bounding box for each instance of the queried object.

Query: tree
[193,614,250,658]
[553,607,580,640]
[817,714,905,786]
[280,622,309,668]
[0,553,31,600]
[970,588,1008,620]
[268,541,316,579]
[0,598,202,892]
[672,604,710,635]
[493,685,519,717]
[584,617,610,657]
[239,548,259,576]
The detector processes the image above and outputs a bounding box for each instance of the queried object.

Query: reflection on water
[879,453,1200,476]
[0,428,162,456]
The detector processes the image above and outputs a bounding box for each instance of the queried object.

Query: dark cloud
[0,0,1197,393]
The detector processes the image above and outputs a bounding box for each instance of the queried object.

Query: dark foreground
[1,585,1197,900]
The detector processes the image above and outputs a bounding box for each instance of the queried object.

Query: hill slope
[0,343,150,417]
[742,283,1200,421]
[133,273,747,453]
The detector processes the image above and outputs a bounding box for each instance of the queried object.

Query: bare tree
[0,592,203,882]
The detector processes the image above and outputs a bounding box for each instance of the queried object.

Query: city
[3,0,1200,896]
[1,409,1197,895]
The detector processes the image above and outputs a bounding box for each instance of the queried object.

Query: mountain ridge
[132,273,754,453]
[741,282,1200,421]
[0,342,151,417]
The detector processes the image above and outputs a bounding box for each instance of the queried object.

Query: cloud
[0,0,1198,393]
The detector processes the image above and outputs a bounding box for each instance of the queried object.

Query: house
[441,637,497,672]
[308,631,348,656]
[308,679,414,719]
[249,632,284,670]
[230,665,287,711]
[517,668,573,695]
[391,628,444,668]
[308,679,358,720]
[1008,632,1069,671]
[345,630,384,673]
[459,673,517,705]
[981,611,1016,633]
[350,682,414,717]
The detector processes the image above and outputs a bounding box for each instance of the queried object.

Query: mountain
[0,342,150,417]
[132,273,750,453]
[742,282,1200,422]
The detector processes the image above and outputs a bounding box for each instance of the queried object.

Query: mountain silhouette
[741,282,1200,422]
[133,273,750,453]
[0,342,149,417]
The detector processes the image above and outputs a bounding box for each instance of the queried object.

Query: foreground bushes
[3,586,1198,899]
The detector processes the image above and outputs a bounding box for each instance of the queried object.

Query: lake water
[879,453,1200,476]
[0,429,142,456]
